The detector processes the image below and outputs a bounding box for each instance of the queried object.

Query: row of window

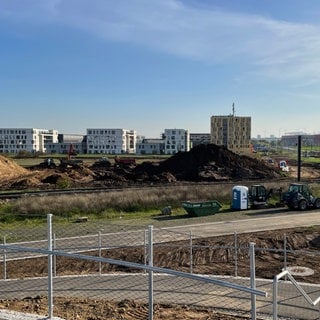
[138,145,162,149]
[0,135,30,140]
[88,145,120,149]
[0,145,27,149]
[0,130,27,134]
[87,130,117,135]
[0,140,29,144]
[166,145,184,149]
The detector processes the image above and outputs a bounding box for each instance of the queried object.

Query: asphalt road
[0,273,319,319]
[4,208,320,261]
[165,208,320,237]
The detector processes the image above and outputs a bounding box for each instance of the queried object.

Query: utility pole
[232,102,235,116]
[297,135,301,182]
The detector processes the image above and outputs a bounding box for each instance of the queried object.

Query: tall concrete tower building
[210,113,251,154]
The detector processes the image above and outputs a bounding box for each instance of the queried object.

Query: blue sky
[1,0,320,138]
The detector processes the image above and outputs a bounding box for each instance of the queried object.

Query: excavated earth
[1,144,320,191]
[0,144,285,190]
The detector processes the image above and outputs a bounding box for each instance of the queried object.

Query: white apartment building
[163,129,190,155]
[86,128,136,154]
[0,128,58,154]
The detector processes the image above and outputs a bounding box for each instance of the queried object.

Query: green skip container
[182,200,222,217]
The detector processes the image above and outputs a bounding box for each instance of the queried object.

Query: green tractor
[282,183,320,211]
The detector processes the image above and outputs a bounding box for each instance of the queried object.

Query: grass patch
[0,181,292,223]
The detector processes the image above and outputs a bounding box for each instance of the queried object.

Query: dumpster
[232,185,248,210]
[182,200,222,217]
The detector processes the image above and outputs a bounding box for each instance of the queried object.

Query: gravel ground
[0,309,64,320]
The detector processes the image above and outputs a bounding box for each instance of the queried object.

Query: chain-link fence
[0,214,320,319]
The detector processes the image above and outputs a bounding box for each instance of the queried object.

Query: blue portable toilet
[232,186,248,210]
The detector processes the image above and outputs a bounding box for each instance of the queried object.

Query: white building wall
[0,128,58,154]
[164,129,190,155]
[86,128,136,154]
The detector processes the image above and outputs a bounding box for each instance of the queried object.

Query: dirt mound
[0,155,28,179]
[134,144,281,182]
[0,144,297,190]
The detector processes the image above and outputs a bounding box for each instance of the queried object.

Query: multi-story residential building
[163,129,190,155]
[136,138,165,155]
[45,133,86,154]
[190,133,211,148]
[86,128,136,154]
[0,128,58,154]
[210,115,251,153]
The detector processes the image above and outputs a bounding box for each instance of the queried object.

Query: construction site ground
[1,145,320,319]
[1,225,320,319]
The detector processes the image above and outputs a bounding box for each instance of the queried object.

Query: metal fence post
[283,234,287,269]
[273,276,278,320]
[47,214,54,320]
[53,233,56,277]
[98,231,102,275]
[234,232,238,277]
[190,230,193,274]
[144,229,147,273]
[3,236,6,280]
[250,242,256,320]
[148,225,154,320]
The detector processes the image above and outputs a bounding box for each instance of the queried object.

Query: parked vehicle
[114,156,136,166]
[248,184,273,208]
[282,183,320,210]
[279,160,289,172]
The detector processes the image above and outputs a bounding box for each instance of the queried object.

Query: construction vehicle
[248,184,273,208]
[282,183,320,211]
[279,160,289,172]
[114,156,136,167]
[232,184,273,210]
[60,144,83,167]
[40,158,56,168]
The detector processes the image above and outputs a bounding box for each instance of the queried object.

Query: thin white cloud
[1,0,320,81]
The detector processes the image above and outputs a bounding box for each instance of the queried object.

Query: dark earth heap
[0,144,282,190]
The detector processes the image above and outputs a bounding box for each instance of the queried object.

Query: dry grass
[4,181,293,217]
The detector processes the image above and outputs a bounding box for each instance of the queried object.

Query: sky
[1,0,320,138]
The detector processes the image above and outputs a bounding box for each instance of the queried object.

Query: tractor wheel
[314,198,320,209]
[299,199,307,211]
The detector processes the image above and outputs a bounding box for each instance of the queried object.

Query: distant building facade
[210,115,251,153]
[45,134,86,154]
[0,128,58,154]
[190,133,211,148]
[281,133,320,148]
[86,128,136,154]
[136,138,165,155]
[163,129,190,155]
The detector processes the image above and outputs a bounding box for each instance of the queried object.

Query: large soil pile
[134,144,281,182]
[0,155,28,178]
[0,144,284,190]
